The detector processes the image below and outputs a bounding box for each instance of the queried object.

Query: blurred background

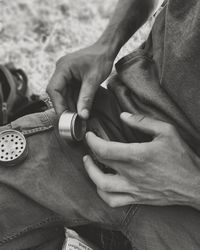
[0,0,158,95]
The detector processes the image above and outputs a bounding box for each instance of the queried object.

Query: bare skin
[47,0,158,118]
[47,0,200,209]
[84,113,200,210]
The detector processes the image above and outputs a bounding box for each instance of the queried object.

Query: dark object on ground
[0,63,49,125]
[74,225,132,250]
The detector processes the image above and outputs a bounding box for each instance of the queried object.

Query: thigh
[122,205,200,250]
[0,88,136,248]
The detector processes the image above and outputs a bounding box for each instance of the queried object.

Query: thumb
[120,112,169,137]
[77,76,99,119]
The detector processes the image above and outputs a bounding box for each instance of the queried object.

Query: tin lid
[71,113,87,141]
[59,111,87,142]
[0,130,28,167]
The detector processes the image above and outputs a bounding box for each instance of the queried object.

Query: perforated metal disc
[0,130,28,167]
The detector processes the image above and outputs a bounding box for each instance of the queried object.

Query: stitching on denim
[120,206,141,250]
[43,110,55,127]
[22,125,53,136]
[41,94,54,109]
[1,123,53,136]
[69,219,91,227]
[158,3,168,85]
[9,111,54,136]
[0,216,62,245]
[121,205,140,227]
[0,124,12,132]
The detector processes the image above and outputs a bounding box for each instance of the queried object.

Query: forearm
[97,0,159,58]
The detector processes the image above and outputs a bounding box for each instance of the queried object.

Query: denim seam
[9,111,54,136]
[21,125,53,136]
[121,205,140,227]
[3,123,53,136]
[0,123,12,132]
[121,206,140,250]
[68,219,91,227]
[0,215,62,245]
[43,110,55,127]
[121,206,141,250]
[159,3,168,85]
[41,95,54,110]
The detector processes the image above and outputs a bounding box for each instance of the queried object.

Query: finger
[83,155,131,193]
[65,86,77,112]
[77,75,99,119]
[120,112,173,137]
[86,132,137,162]
[97,190,135,208]
[47,72,68,114]
[97,157,140,175]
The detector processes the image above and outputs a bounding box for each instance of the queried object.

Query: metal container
[58,111,87,142]
[0,129,28,167]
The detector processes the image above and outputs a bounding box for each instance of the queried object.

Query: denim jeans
[1,85,200,250]
[1,1,200,249]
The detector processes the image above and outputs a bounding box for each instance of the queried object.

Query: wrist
[96,30,122,61]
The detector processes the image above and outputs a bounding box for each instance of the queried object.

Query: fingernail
[81,109,89,119]
[83,155,88,162]
[120,112,132,119]
[86,131,93,137]
[85,132,92,141]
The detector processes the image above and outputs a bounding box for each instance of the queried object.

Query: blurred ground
[0,0,158,95]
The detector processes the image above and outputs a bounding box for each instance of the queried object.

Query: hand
[83,113,200,208]
[47,43,114,119]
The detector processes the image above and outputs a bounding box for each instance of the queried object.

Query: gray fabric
[1,1,200,249]
[109,0,200,156]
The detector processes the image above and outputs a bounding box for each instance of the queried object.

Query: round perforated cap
[0,130,28,167]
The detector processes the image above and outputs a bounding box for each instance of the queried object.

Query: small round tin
[0,130,28,167]
[58,111,87,142]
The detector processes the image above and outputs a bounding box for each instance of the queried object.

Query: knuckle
[128,145,148,163]
[128,154,135,164]
[134,115,146,123]
[99,180,109,192]
[97,191,117,208]
[163,123,176,136]
[81,95,92,104]
[85,76,95,87]
[127,145,135,162]
[106,198,117,208]
[108,201,117,208]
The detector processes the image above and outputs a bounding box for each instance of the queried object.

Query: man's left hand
[83,113,200,208]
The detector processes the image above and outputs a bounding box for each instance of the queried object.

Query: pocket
[10,109,55,137]
[0,110,56,167]
[0,110,63,247]
[115,48,153,73]
[110,48,200,150]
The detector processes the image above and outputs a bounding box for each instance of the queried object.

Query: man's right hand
[47,0,159,119]
[47,43,114,119]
